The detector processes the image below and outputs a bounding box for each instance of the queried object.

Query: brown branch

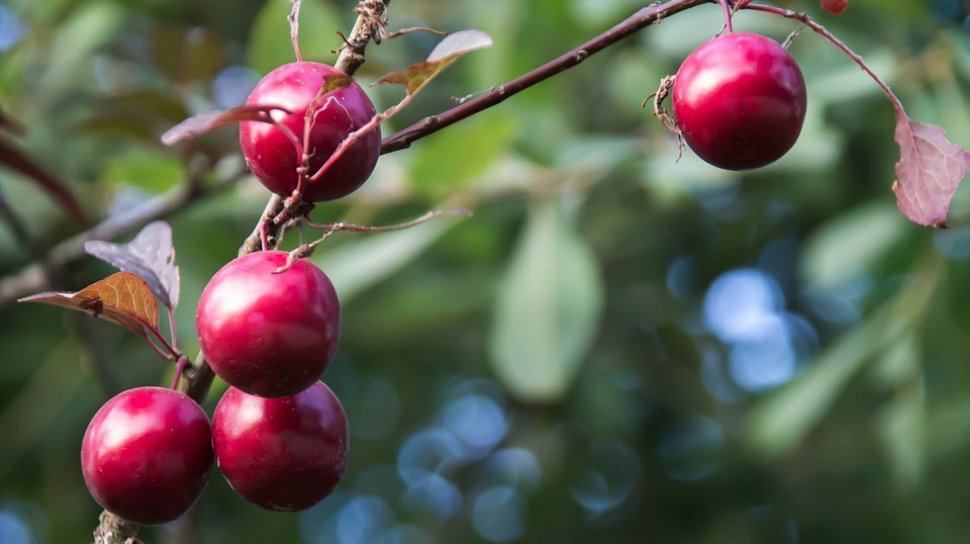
[335,0,391,74]
[0,169,240,308]
[380,0,711,154]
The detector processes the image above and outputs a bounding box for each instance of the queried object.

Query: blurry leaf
[749,311,883,456]
[489,197,604,403]
[316,220,456,302]
[879,385,925,492]
[103,148,185,193]
[801,203,907,292]
[19,272,161,341]
[248,0,339,74]
[161,104,291,145]
[0,136,90,226]
[85,221,180,311]
[0,106,24,135]
[40,1,124,92]
[411,114,519,199]
[73,113,161,143]
[891,113,970,227]
[106,88,190,124]
[378,30,493,95]
[151,25,226,84]
[872,332,924,492]
[750,255,941,456]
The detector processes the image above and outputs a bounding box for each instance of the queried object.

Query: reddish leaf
[0,136,90,227]
[891,114,970,227]
[377,29,493,95]
[160,104,291,145]
[85,221,180,311]
[19,272,161,341]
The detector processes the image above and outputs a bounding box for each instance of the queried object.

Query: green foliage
[2,0,970,542]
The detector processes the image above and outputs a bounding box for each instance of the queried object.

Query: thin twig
[380,0,710,154]
[741,4,903,112]
[279,208,471,268]
[383,26,446,40]
[289,0,303,62]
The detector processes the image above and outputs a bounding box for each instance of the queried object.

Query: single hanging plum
[239,61,381,202]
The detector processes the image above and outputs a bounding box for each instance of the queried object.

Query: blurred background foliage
[1,0,970,542]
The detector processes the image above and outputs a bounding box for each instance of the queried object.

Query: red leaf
[19,272,161,341]
[161,104,291,145]
[0,136,90,227]
[891,115,970,227]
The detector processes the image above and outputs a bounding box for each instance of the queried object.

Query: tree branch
[0,172,239,308]
[380,0,711,154]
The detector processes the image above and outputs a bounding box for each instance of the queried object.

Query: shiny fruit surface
[196,250,341,397]
[81,387,213,525]
[212,382,349,511]
[239,61,380,202]
[672,32,807,170]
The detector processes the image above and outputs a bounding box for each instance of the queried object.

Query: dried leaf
[891,114,970,228]
[377,29,493,95]
[0,136,90,226]
[160,104,291,145]
[19,272,161,341]
[85,221,180,310]
[321,73,352,94]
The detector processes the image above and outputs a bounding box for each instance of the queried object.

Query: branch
[335,0,391,74]
[380,0,710,154]
[0,169,240,308]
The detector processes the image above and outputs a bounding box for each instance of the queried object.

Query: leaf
[0,136,90,227]
[160,104,291,146]
[19,272,161,341]
[103,148,186,193]
[150,25,226,84]
[801,203,907,293]
[84,221,180,310]
[891,114,970,227]
[0,106,24,135]
[377,30,493,95]
[316,219,456,302]
[248,0,339,74]
[410,114,519,199]
[488,197,604,403]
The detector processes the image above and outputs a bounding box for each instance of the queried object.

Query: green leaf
[488,197,604,403]
[748,307,880,457]
[876,333,925,493]
[750,255,941,457]
[103,148,185,193]
[313,220,457,302]
[40,1,124,92]
[410,114,519,199]
[248,0,340,75]
[801,202,908,293]
[151,25,226,84]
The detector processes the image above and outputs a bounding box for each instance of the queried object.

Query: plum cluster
[81,61,379,524]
